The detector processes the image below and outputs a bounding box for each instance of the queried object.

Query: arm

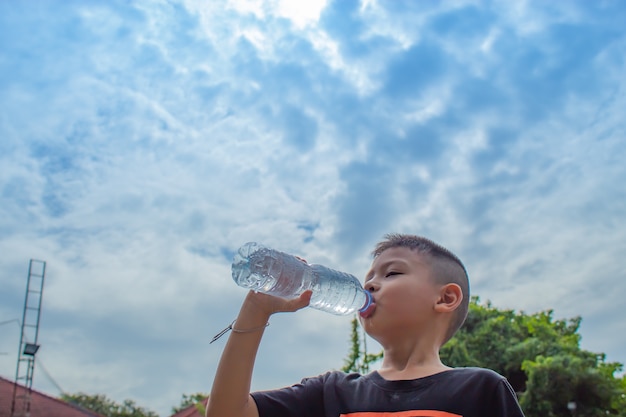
[206,289,312,417]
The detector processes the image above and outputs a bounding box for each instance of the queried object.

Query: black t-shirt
[252,367,525,417]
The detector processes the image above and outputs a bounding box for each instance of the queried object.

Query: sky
[1,0,625,415]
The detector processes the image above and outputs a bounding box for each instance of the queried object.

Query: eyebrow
[364,259,410,282]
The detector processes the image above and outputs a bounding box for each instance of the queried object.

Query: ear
[434,283,463,313]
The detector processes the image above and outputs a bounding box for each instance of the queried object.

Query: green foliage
[616,374,626,412]
[60,393,159,417]
[521,355,624,416]
[195,402,207,416]
[171,392,208,414]
[439,297,626,417]
[441,297,584,391]
[341,317,382,374]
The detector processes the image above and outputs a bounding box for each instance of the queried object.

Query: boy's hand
[244,289,313,317]
[241,255,312,317]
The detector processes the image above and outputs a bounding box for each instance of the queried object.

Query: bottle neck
[358,290,373,313]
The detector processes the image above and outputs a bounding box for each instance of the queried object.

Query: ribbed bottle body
[231,242,369,315]
[232,242,312,297]
[307,265,367,315]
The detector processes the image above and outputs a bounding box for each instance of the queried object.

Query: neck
[377,339,450,381]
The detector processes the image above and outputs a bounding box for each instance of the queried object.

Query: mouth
[359,300,376,319]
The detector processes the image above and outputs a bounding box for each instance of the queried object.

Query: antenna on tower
[11,259,46,417]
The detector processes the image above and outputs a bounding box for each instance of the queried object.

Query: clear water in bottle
[232,242,373,316]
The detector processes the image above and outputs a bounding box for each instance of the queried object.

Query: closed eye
[385,271,402,278]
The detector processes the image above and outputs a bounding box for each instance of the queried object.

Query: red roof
[0,376,105,417]
[169,398,208,417]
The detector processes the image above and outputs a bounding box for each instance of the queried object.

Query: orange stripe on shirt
[341,411,462,417]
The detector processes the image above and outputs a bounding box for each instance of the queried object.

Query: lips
[359,301,376,318]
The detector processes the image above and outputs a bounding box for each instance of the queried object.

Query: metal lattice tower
[11,259,46,417]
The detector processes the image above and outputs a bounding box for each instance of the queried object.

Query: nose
[365,280,379,293]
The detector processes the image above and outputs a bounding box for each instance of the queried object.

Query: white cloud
[1,1,625,415]
[276,0,328,29]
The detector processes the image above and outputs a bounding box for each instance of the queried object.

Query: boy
[207,233,525,417]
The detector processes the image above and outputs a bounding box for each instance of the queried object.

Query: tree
[171,392,208,415]
[343,297,626,417]
[341,316,382,374]
[439,297,625,416]
[60,393,159,417]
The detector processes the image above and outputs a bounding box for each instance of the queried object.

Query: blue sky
[1,0,625,415]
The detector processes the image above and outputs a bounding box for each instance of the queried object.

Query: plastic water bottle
[232,242,374,316]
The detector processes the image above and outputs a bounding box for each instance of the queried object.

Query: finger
[301,289,313,300]
[284,290,312,312]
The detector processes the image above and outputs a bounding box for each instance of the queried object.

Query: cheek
[382,285,419,312]
[383,282,435,314]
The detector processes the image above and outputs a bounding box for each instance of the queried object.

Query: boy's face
[359,246,442,342]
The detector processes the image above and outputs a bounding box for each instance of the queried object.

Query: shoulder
[436,367,512,394]
[301,370,367,386]
[448,367,507,381]
[444,368,520,401]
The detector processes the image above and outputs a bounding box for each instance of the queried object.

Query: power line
[0,318,21,327]
[0,318,66,393]
[35,357,65,394]
[0,319,21,355]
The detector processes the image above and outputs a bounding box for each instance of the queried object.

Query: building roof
[0,376,105,417]
[169,398,208,417]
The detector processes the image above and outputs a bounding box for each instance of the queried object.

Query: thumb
[285,289,313,312]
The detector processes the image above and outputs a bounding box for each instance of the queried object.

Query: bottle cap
[358,291,376,318]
